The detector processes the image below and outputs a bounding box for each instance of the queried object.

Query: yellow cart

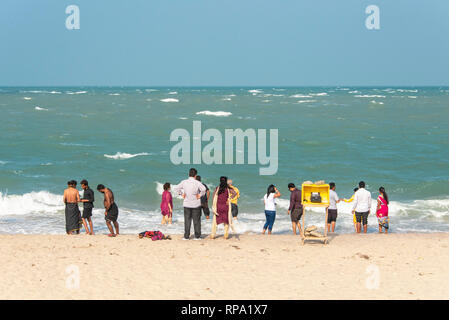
[300,183,330,245]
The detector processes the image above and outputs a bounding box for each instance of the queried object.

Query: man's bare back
[103,188,114,210]
[64,187,80,204]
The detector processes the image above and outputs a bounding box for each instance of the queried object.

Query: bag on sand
[138,230,171,241]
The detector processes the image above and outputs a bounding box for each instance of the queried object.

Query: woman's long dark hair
[266,184,276,198]
[379,187,389,204]
[218,176,228,194]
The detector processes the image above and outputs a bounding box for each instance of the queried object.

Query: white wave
[160,98,179,103]
[222,98,232,101]
[109,93,120,96]
[309,92,328,96]
[290,94,313,98]
[248,89,263,94]
[23,97,32,100]
[145,89,159,92]
[66,91,87,95]
[104,152,150,160]
[408,96,417,99]
[34,106,48,111]
[354,95,386,98]
[370,100,384,105]
[397,89,418,93]
[0,191,64,216]
[348,90,359,94]
[296,100,317,104]
[261,100,271,103]
[0,161,7,165]
[168,91,178,95]
[155,182,184,200]
[196,110,232,117]
[178,117,188,120]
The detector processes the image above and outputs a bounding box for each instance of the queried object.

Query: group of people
[63,168,389,239]
[274,181,389,237]
[63,180,120,237]
[163,168,241,240]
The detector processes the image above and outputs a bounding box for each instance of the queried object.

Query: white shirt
[264,193,276,211]
[329,189,339,210]
[172,177,206,208]
[352,188,372,212]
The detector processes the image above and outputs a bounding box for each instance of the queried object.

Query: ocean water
[0,87,449,235]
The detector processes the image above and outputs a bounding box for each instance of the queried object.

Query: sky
[1,0,448,86]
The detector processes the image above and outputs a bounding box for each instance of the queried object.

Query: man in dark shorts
[287,183,304,237]
[80,179,95,235]
[97,184,119,237]
[327,182,340,233]
[196,176,210,219]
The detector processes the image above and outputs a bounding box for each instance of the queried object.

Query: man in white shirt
[352,181,372,233]
[173,168,206,240]
[327,182,340,233]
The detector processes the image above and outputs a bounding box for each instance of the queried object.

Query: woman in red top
[376,187,389,233]
[160,182,173,224]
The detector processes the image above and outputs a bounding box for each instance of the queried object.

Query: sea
[0,86,448,235]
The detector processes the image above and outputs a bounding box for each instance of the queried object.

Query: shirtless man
[63,180,81,235]
[97,184,119,237]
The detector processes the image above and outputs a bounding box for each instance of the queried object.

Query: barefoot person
[227,179,240,220]
[327,182,341,233]
[376,187,390,234]
[210,176,237,240]
[352,181,372,234]
[63,180,81,235]
[262,184,281,235]
[173,168,206,240]
[287,183,304,237]
[160,182,173,225]
[196,176,211,220]
[80,179,95,235]
[97,184,119,237]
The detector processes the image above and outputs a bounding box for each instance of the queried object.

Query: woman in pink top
[376,187,389,233]
[160,182,173,224]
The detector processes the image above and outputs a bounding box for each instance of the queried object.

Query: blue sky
[1,0,448,86]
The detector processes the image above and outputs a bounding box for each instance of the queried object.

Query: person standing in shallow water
[63,180,81,235]
[287,183,304,237]
[210,176,237,240]
[376,187,389,234]
[80,179,95,235]
[97,184,119,237]
[262,184,281,235]
[160,182,173,225]
[196,176,210,220]
[227,179,240,220]
[172,168,206,240]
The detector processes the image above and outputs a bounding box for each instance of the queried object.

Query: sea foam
[196,111,232,117]
[104,152,150,160]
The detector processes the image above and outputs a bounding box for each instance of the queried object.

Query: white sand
[0,233,448,299]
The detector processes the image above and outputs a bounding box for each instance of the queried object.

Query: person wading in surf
[97,184,119,237]
[63,180,81,235]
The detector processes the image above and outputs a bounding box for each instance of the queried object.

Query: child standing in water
[262,184,281,235]
[376,187,389,233]
[160,182,173,224]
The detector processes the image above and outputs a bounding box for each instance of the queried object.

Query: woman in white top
[262,184,281,235]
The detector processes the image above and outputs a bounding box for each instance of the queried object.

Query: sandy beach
[1,232,448,300]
